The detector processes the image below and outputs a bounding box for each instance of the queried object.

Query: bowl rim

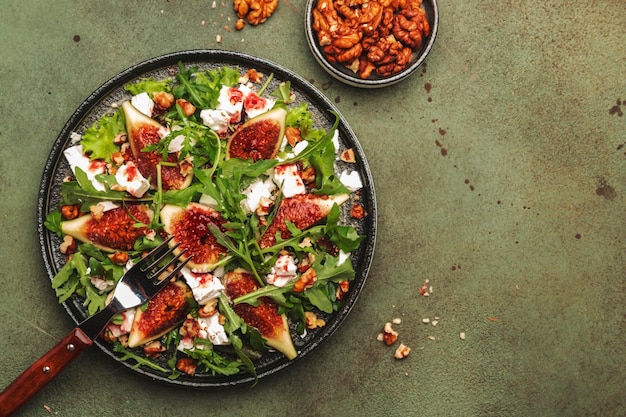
[304,0,439,88]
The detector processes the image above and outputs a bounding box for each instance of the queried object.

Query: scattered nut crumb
[212,0,217,7]
[43,404,52,413]
[382,322,398,345]
[394,343,411,359]
[427,335,435,341]
[376,333,384,342]
[392,317,402,325]
[340,148,356,163]
[460,332,466,340]
[422,318,430,324]
[431,320,439,326]
[216,34,222,43]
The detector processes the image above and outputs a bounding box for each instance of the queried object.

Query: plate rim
[37,49,377,388]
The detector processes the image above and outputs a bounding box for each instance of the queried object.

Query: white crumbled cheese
[274,163,306,198]
[63,145,107,191]
[177,315,229,352]
[115,161,150,198]
[339,170,363,192]
[90,276,115,292]
[70,131,82,144]
[96,201,120,212]
[216,85,244,123]
[266,254,298,287]
[239,84,276,119]
[181,267,225,305]
[240,177,276,213]
[131,92,154,117]
[293,140,309,156]
[337,250,350,266]
[200,109,231,135]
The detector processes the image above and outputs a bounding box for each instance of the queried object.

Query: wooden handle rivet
[67,343,75,352]
[42,366,51,374]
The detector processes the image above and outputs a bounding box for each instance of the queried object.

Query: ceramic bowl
[305,0,439,88]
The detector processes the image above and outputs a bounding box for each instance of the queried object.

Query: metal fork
[0,237,190,416]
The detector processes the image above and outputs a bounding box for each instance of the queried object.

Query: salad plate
[37,50,376,387]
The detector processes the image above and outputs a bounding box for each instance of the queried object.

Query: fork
[0,237,190,416]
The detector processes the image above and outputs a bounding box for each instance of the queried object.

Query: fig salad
[43,61,369,382]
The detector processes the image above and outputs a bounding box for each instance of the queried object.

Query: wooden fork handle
[0,328,93,417]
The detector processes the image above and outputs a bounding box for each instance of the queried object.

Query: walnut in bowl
[305,0,438,88]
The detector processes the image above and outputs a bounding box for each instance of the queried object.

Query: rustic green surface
[1,0,624,416]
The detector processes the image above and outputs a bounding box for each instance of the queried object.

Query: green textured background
[1,0,624,416]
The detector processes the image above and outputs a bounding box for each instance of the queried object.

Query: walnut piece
[382,321,398,345]
[235,0,278,26]
[394,343,411,359]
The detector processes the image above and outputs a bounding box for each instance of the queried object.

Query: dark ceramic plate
[37,50,377,387]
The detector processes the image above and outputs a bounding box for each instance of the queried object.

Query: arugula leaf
[324,205,365,253]
[44,210,63,238]
[113,343,170,372]
[81,110,125,162]
[51,252,88,303]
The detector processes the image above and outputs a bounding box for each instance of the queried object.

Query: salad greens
[45,62,366,381]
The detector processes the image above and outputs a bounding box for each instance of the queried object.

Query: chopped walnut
[394,343,411,359]
[198,298,219,318]
[108,251,129,266]
[176,357,197,376]
[285,126,302,147]
[176,99,196,116]
[350,203,366,219]
[235,0,278,26]
[59,235,77,255]
[143,341,166,358]
[382,321,398,345]
[305,311,326,329]
[113,133,127,145]
[153,91,175,110]
[336,280,350,300]
[340,148,356,163]
[246,68,264,83]
[293,267,317,292]
[235,18,246,30]
[60,204,80,220]
[89,204,105,221]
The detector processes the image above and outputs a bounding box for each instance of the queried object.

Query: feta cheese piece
[337,250,350,266]
[293,140,309,156]
[199,109,231,135]
[239,84,276,119]
[240,177,276,214]
[273,163,306,198]
[177,315,229,351]
[131,92,155,117]
[216,85,244,123]
[202,314,229,345]
[63,144,107,191]
[266,254,298,287]
[181,267,225,305]
[115,161,150,198]
[339,170,363,192]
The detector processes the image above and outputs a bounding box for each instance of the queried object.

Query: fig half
[161,203,229,273]
[258,193,349,249]
[224,269,297,360]
[61,204,153,252]
[226,107,286,161]
[127,280,192,348]
[122,101,193,190]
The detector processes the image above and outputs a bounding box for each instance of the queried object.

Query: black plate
[37,50,377,387]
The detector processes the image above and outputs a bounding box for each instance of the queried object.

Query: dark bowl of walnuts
[305,0,438,88]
